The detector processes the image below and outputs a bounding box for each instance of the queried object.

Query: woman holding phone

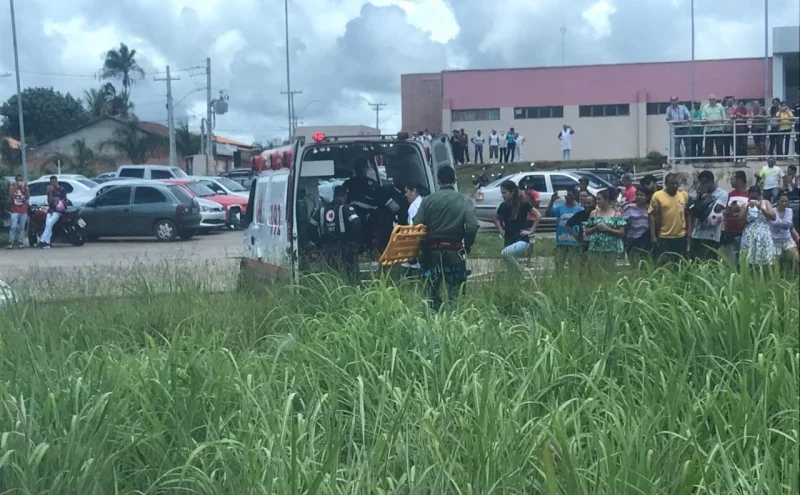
[740,185,776,267]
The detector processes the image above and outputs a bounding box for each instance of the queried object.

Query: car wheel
[154,219,178,241]
[179,230,195,241]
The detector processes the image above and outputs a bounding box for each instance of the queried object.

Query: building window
[578,104,631,117]
[513,106,565,119]
[451,108,500,122]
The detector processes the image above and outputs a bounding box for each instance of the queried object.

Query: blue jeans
[501,240,529,272]
[9,212,27,245]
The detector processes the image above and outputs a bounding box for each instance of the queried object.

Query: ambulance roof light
[312,133,326,142]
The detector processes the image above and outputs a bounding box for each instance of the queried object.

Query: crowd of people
[667,92,799,161]
[493,163,800,275]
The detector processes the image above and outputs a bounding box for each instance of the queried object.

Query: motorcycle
[27,203,86,247]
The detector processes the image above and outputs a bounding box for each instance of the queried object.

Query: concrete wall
[441,103,664,162]
[35,119,148,156]
[401,73,443,134]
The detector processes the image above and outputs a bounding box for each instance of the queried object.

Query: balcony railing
[667,117,799,163]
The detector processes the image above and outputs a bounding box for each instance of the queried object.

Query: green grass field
[0,262,797,493]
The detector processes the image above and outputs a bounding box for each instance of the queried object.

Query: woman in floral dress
[584,188,627,273]
[740,185,777,267]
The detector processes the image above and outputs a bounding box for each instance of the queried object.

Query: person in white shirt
[515,133,525,161]
[499,131,508,163]
[558,124,575,160]
[472,130,485,164]
[488,130,500,163]
[401,183,424,271]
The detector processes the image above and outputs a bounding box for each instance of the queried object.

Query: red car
[161,179,248,229]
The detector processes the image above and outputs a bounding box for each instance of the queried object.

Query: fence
[667,117,799,163]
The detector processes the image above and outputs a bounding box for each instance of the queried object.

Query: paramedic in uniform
[413,166,479,310]
[309,185,362,283]
[344,158,400,250]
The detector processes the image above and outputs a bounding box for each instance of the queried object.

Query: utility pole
[206,57,212,174]
[154,66,180,168]
[282,89,302,139]
[368,102,387,132]
[284,0,293,143]
[560,26,567,66]
[9,0,27,181]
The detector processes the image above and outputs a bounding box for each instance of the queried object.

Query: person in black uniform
[413,166,479,310]
[309,185,362,283]
[344,158,401,252]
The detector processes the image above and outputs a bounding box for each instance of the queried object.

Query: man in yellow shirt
[649,173,692,265]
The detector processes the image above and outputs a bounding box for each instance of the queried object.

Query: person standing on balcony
[768,97,781,155]
[721,96,736,160]
[775,101,795,157]
[689,101,704,158]
[665,97,692,162]
[558,124,575,160]
[750,100,769,156]
[701,94,726,158]
[730,100,751,161]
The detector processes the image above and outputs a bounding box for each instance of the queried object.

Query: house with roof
[31,116,253,174]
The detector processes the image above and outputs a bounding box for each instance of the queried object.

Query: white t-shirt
[559,129,574,151]
[488,134,500,146]
[499,133,507,148]
[760,165,784,190]
[472,135,485,146]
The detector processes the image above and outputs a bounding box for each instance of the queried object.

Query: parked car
[190,176,250,199]
[472,171,600,223]
[194,197,226,233]
[93,172,118,182]
[70,178,152,207]
[27,176,99,206]
[162,179,248,229]
[117,164,189,180]
[80,183,201,241]
[562,169,615,189]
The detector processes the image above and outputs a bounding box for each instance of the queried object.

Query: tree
[175,122,201,157]
[0,137,22,173]
[251,140,271,152]
[101,121,165,164]
[101,43,145,95]
[0,87,89,143]
[84,83,135,119]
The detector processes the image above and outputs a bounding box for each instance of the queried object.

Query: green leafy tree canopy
[0,87,90,143]
[101,43,145,95]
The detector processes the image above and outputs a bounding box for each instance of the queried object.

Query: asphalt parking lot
[0,230,243,283]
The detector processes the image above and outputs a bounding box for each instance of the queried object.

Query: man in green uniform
[413,166,479,310]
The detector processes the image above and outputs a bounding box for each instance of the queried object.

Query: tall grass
[0,262,797,493]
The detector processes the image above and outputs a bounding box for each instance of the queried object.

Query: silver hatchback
[472,171,601,223]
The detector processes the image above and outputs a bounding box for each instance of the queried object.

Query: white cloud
[581,0,617,39]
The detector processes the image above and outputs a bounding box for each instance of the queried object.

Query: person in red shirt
[7,175,30,249]
[720,170,749,263]
[730,100,751,160]
[620,173,637,204]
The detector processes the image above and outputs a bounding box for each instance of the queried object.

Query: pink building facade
[402,57,775,162]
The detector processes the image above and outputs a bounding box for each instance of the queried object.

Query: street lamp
[8,0,28,182]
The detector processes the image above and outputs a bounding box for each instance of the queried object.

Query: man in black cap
[413,166,479,310]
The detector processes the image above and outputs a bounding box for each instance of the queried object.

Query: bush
[0,263,797,492]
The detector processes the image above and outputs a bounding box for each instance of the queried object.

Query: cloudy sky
[0,0,797,145]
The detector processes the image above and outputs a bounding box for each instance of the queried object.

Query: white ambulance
[240,132,456,283]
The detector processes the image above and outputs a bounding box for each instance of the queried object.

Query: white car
[27,176,99,207]
[191,176,250,199]
[195,197,226,233]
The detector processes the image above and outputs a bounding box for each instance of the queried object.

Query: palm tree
[101,122,165,164]
[175,122,201,158]
[84,83,135,119]
[101,43,145,95]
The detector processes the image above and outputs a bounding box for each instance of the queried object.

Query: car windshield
[215,177,246,191]
[171,167,189,179]
[78,179,99,189]
[184,182,216,197]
